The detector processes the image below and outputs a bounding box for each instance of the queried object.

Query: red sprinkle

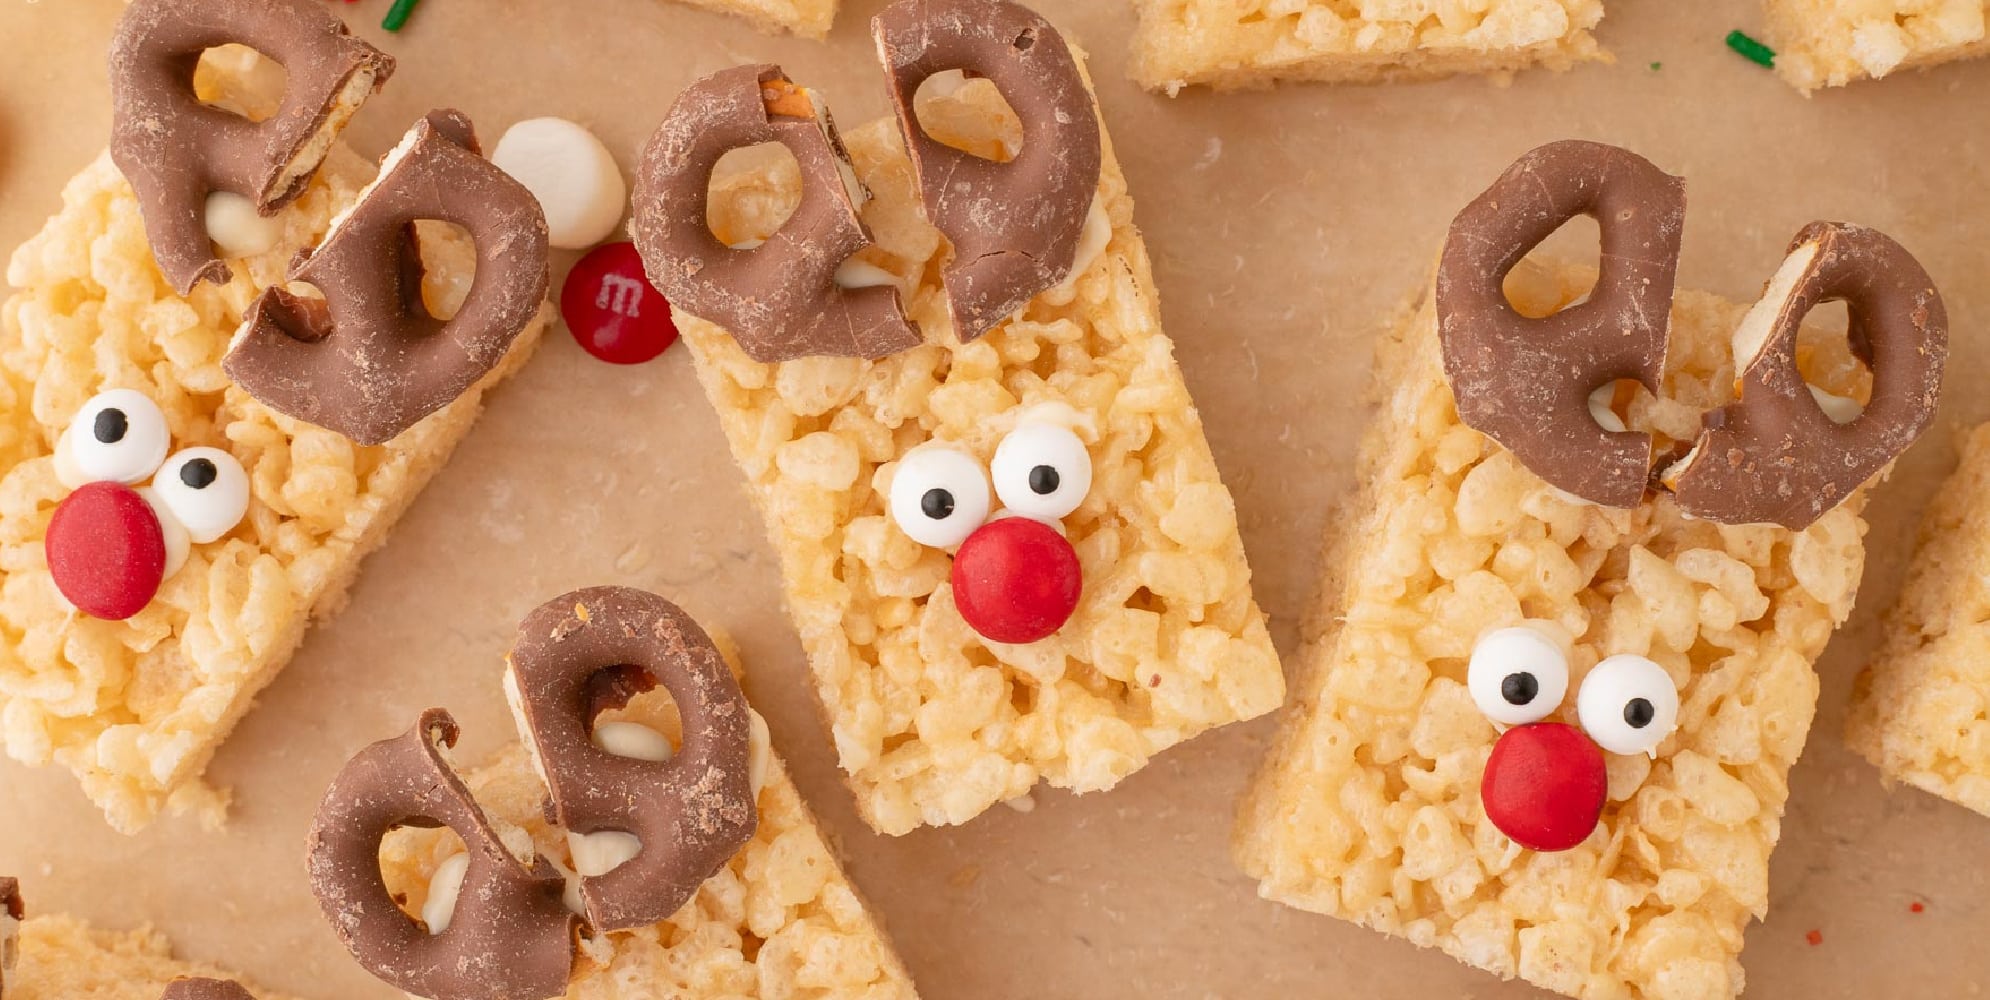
[1910,901,1926,914]
[950,517,1083,645]
[560,242,679,365]
[1480,722,1609,852]
[1805,929,1823,946]
[45,482,167,621]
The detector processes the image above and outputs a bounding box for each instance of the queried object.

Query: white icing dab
[1809,384,1864,424]
[1049,196,1111,297]
[204,191,283,258]
[747,708,770,800]
[421,852,471,935]
[592,721,672,762]
[1587,382,1628,434]
[137,487,189,580]
[834,257,898,290]
[567,830,642,877]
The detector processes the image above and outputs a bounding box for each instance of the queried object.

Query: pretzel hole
[708,143,803,249]
[408,220,477,321]
[914,70,1024,164]
[1794,301,1872,424]
[378,826,470,932]
[1500,217,1601,318]
[192,45,288,124]
[587,665,684,760]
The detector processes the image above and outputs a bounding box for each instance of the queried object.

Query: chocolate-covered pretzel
[160,980,257,1000]
[506,587,756,932]
[874,0,1102,342]
[1665,222,1947,528]
[109,0,394,293]
[225,110,549,445]
[634,66,919,363]
[1,876,20,997]
[306,710,576,1000]
[1437,140,1686,508]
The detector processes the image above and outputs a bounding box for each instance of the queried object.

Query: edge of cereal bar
[9,911,297,1000]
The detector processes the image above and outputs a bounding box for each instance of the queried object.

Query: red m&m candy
[950,516,1083,645]
[46,481,167,621]
[1480,721,1608,852]
[560,242,678,365]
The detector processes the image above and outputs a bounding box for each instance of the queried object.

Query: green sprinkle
[1726,30,1775,68]
[382,0,422,32]
[1649,61,1662,71]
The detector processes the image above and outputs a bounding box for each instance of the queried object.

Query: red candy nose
[45,481,167,621]
[1481,722,1608,852]
[950,516,1082,645]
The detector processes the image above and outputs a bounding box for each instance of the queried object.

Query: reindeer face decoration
[1437,140,1948,851]
[44,390,251,621]
[633,0,1103,647]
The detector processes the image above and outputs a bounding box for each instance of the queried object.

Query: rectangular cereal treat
[1846,423,1990,817]
[0,94,546,830]
[380,665,920,999]
[1761,0,1989,92]
[1234,260,1873,1000]
[665,0,837,38]
[7,909,293,999]
[681,60,1285,835]
[1127,0,1606,94]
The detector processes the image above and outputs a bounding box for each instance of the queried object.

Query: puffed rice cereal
[1234,260,1875,1000]
[0,57,548,832]
[663,0,838,37]
[6,909,294,999]
[1761,0,1988,92]
[380,638,920,1000]
[677,61,1285,834]
[1846,422,1990,817]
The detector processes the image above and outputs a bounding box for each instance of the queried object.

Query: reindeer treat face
[1236,140,1946,999]
[633,0,1285,833]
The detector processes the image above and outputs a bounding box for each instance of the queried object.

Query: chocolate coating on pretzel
[307,710,576,1000]
[160,980,257,1000]
[1438,140,1686,508]
[634,66,918,363]
[874,0,1101,342]
[507,587,756,932]
[226,110,549,445]
[1666,222,1947,528]
[110,0,394,293]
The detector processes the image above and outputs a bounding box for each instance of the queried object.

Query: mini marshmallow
[490,117,626,249]
[567,829,642,877]
[205,191,284,258]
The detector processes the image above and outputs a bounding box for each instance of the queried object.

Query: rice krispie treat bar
[0,0,551,832]
[308,587,919,1000]
[631,0,1284,836]
[1235,141,1947,999]
[1127,0,1607,94]
[1761,0,1989,92]
[665,0,838,38]
[1846,424,1990,817]
[0,877,288,999]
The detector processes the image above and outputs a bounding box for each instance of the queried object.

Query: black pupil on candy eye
[1501,673,1538,706]
[180,458,219,490]
[1624,698,1656,729]
[1029,465,1060,495]
[921,488,955,520]
[93,409,128,444]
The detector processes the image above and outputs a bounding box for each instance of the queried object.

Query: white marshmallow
[204,191,284,259]
[421,852,471,935]
[591,721,673,762]
[567,830,642,877]
[490,117,627,249]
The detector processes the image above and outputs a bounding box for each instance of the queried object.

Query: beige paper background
[2,0,1988,996]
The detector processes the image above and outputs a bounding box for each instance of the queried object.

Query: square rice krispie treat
[1761,0,1989,92]
[667,0,838,38]
[2,879,290,1000]
[637,0,1284,836]
[1846,423,1990,817]
[1127,0,1607,94]
[0,40,548,832]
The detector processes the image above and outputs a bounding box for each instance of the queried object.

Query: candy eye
[990,423,1091,521]
[888,445,991,548]
[60,389,170,487]
[151,447,250,544]
[1468,626,1570,726]
[1576,654,1680,756]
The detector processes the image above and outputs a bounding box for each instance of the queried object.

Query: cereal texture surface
[1846,423,1990,817]
[677,74,1284,835]
[1127,0,1606,93]
[0,115,546,830]
[382,661,920,1000]
[1234,262,1873,1000]
[1762,0,1988,91]
[8,913,294,1000]
[667,0,837,37]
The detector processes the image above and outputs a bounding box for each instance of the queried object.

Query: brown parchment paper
[2,1,1988,997]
